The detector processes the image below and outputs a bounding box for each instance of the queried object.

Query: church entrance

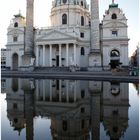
[110,49,120,69]
[56,55,59,66]
[12,53,18,70]
[110,60,120,69]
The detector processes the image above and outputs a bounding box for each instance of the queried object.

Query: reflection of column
[43,80,45,101]
[66,80,69,102]
[59,44,62,66]
[43,45,45,66]
[90,92,100,140]
[74,81,76,102]
[66,44,69,66]
[50,44,52,67]
[74,44,76,65]
[36,80,39,100]
[25,89,34,140]
[50,80,52,101]
[36,46,39,66]
[59,80,62,102]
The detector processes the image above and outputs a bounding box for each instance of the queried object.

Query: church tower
[89,0,102,70]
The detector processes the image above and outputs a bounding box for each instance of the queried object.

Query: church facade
[5,0,129,71]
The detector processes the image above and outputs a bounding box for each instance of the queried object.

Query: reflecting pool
[1,78,139,140]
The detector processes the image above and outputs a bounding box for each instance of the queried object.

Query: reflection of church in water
[2,78,129,140]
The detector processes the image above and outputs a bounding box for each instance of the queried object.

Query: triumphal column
[89,0,102,70]
[20,0,35,71]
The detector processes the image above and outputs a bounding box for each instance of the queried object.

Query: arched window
[110,50,120,57]
[81,47,85,55]
[112,13,117,19]
[14,22,18,27]
[62,14,67,24]
[81,16,84,26]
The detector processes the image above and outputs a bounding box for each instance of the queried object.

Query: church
[5,0,129,71]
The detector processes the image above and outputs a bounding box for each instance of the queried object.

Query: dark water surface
[1,78,139,140]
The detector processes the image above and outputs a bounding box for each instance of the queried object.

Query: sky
[0,0,139,56]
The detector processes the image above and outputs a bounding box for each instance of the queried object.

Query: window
[81,47,85,55]
[14,22,18,27]
[110,50,120,57]
[80,32,84,38]
[13,36,18,42]
[81,90,85,98]
[63,0,67,4]
[112,13,117,19]
[62,14,67,24]
[81,16,84,26]
[112,30,118,36]
[13,103,18,109]
[81,107,85,113]
[62,120,67,131]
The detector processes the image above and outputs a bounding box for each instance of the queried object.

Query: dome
[52,0,89,9]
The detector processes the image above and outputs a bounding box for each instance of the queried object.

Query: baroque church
[5,0,129,71]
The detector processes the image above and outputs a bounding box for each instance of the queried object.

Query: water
[1,78,139,140]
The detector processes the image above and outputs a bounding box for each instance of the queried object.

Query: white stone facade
[5,1,129,70]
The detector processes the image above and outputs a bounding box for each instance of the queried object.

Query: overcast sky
[0,0,139,56]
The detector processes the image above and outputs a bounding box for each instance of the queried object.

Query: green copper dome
[53,0,88,9]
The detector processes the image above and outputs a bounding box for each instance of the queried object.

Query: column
[66,44,69,66]
[74,81,77,102]
[36,46,39,66]
[59,44,62,66]
[49,44,52,67]
[50,80,52,101]
[35,80,38,100]
[43,45,45,66]
[74,44,76,65]
[66,80,69,102]
[43,80,45,101]
[59,80,62,102]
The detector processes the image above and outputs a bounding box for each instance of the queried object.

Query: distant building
[1,48,6,70]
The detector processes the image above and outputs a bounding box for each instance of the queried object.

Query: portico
[36,43,77,67]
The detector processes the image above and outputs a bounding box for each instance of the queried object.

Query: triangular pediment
[36,29,76,42]
[103,21,127,28]
[7,29,24,35]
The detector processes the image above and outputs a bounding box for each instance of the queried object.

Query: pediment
[103,21,127,28]
[36,30,76,42]
[7,29,24,35]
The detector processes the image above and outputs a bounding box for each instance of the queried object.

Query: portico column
[59,80,62,102]
[50,80,52,101]
[43,80,45,101]
[59,44,62,66]
[66,80,69,102]
[74,81,77,102]
[49,44,52,67]
[74,44,76,65]
[36,46,39,66]
[43,45,45,66]
[66,44,69,66]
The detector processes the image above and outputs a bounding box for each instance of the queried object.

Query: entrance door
[110,60,119,69]
[56,55,59,66]
[12,53,18,70]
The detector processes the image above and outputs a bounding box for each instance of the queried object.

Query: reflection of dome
[52,0,88,9]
